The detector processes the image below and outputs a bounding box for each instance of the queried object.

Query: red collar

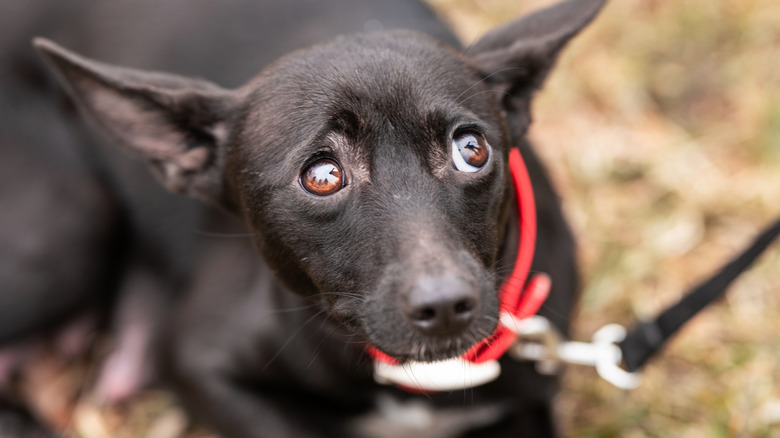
[368,148,549,373]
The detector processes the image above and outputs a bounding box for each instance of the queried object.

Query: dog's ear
[33,38,236,205]
[468,0,605,112]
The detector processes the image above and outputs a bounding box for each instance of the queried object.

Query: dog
[3,0,605,435]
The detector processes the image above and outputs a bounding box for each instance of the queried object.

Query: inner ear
[33,37,237,206]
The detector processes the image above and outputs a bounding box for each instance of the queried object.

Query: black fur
[3,0,605,436]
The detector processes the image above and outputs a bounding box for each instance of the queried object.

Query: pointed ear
[469,0,606,101]
[33,37,237,205]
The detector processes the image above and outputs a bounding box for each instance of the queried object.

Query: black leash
[619,216,780,373]
[450,216,780,389]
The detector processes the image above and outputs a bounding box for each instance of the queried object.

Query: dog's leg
[93,265,169,405]
[159,238,333,438]
[163,274,371,438]
[166,360,317,438]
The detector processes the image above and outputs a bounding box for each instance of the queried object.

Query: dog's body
[1,0,604,436]
[1,0,457,402]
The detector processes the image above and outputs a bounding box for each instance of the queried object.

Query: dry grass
[23,1,780,437]
[430,0,780,436]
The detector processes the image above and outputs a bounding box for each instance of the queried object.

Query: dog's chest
[349,392,508,438]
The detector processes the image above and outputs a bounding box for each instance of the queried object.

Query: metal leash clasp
[500,313,642,389]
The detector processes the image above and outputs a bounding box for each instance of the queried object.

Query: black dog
[11,0,604,435]
[0,0,458,409]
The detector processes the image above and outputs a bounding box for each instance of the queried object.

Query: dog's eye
[451,131,489,172]
[301,158,344,196]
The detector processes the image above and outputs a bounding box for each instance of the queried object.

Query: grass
[429,0,780,436]
[21,1,780,436]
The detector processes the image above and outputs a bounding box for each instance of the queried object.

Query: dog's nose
[401,275,479,336]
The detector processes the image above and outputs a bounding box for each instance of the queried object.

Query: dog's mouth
[360,305,500,363]
[314,260,503,363]
[323,294,499,363]
[382,332,494,363]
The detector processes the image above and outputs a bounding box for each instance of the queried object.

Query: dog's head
[36,0,604,362]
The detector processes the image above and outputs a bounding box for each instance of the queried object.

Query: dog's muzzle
[368,148,548,392]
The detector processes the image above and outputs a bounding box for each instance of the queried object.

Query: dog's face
[225,32,510,360]
[36,0,605,362]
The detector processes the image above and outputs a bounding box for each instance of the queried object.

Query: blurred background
[429,0,780,436]
[18,0,780,437]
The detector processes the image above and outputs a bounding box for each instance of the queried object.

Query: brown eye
[301,158,344,196]
[451,131,489,172]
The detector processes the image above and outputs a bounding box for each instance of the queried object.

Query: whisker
[256,303,319,327]
[461,34,481,58]
[457,88,512,106]
[188,229,259,238]
[453,67,525,103]
[268,303,319,314]
[262,308,326,371]
[537,303,569,321]
[305,323,343,370]
[401,353,433,400]
[308,291,366,301]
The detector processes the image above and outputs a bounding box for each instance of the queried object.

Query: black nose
[401,275,479,337]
